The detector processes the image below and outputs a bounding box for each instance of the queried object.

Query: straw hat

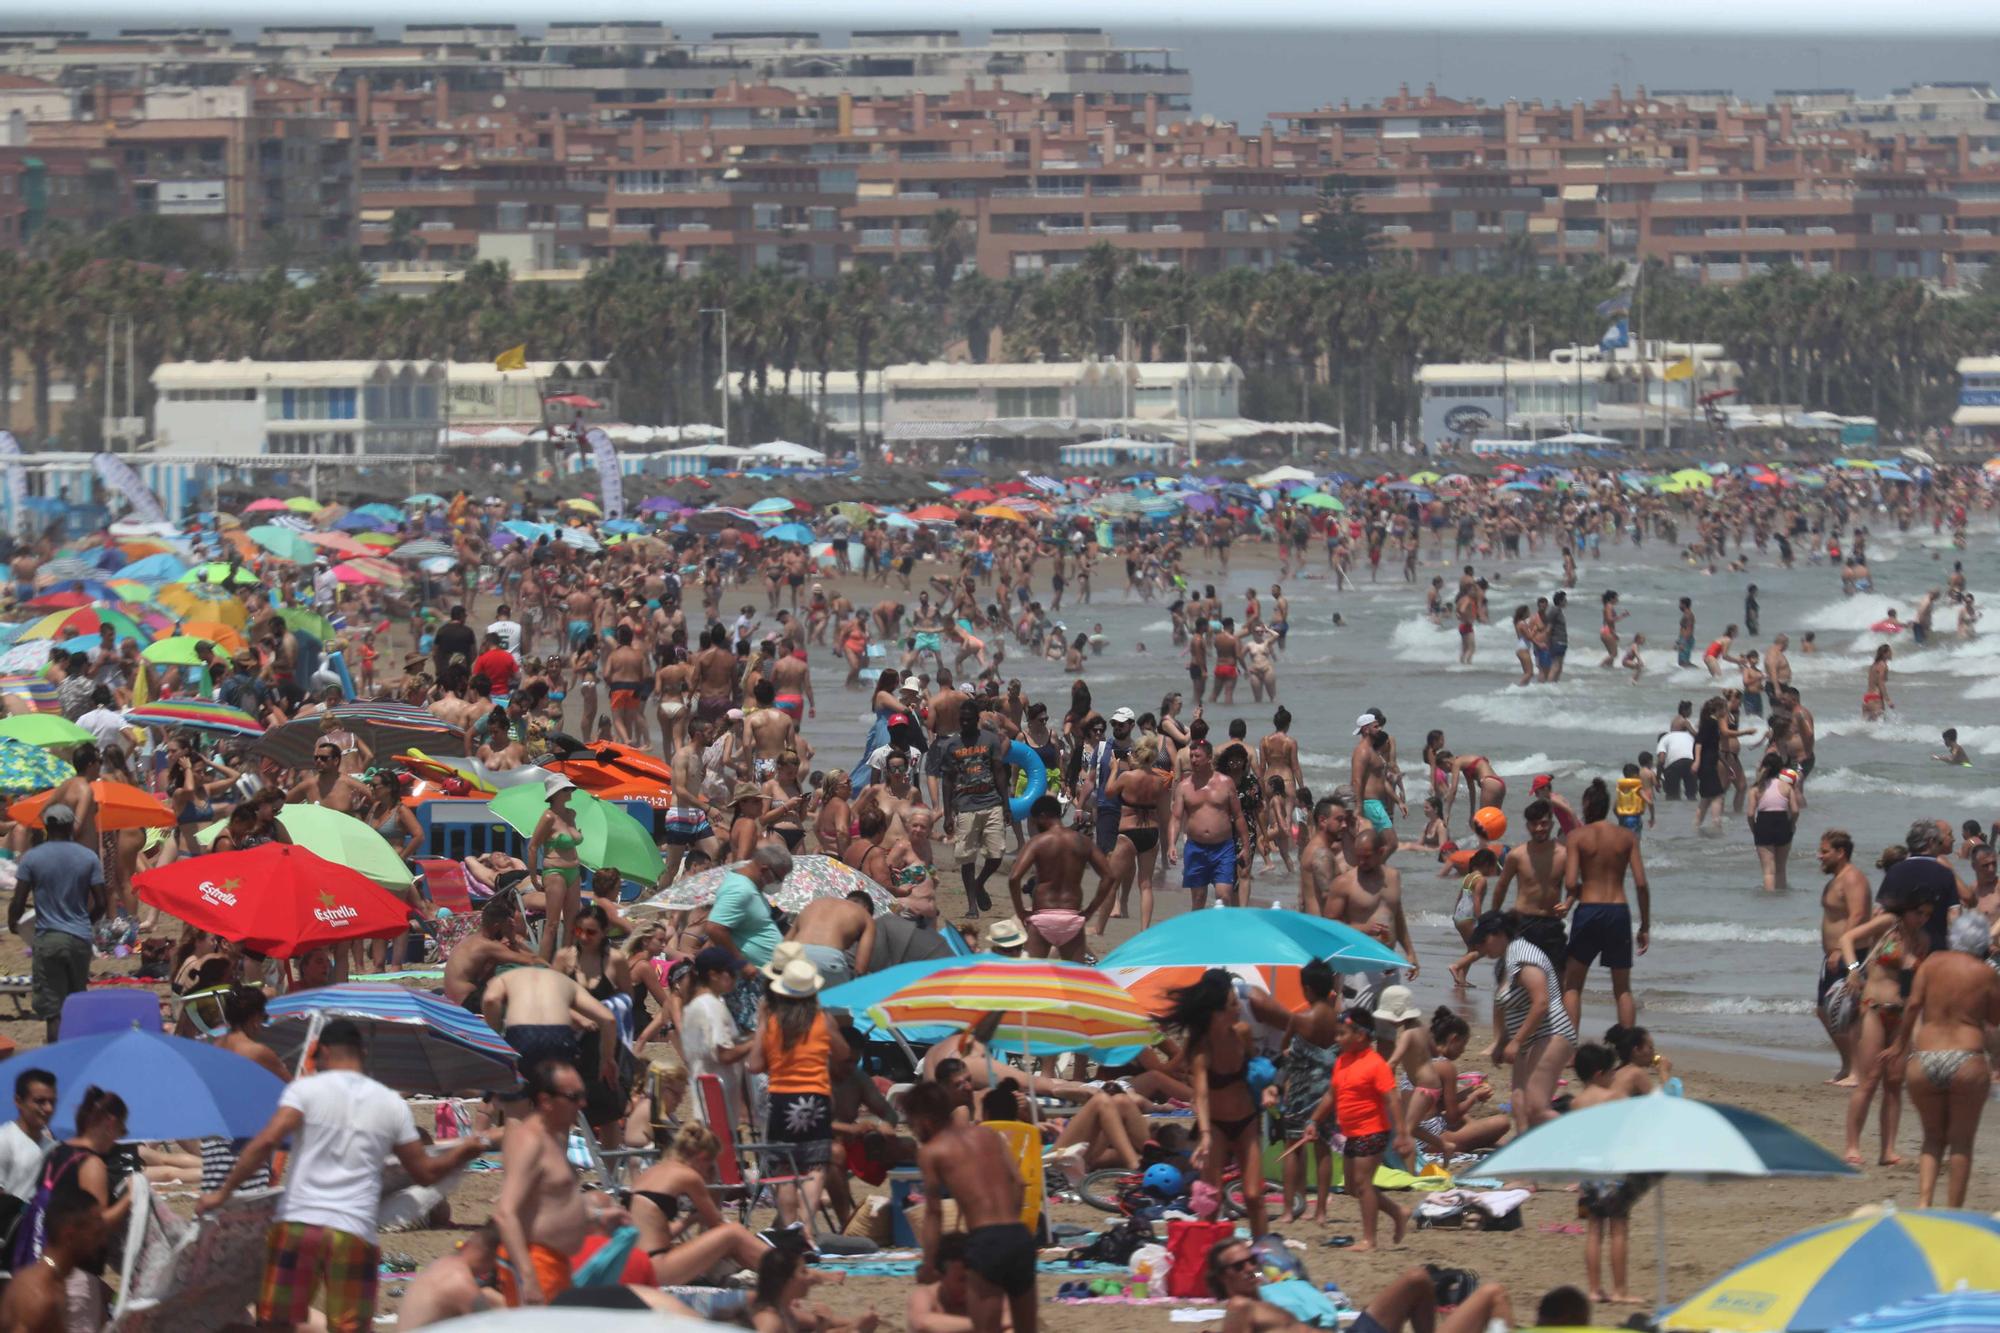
[762,940,807,982]
[768,956,825,1000]
[984,917,1029,950]
[1372,984,1420,1026]
[726,782,764,808]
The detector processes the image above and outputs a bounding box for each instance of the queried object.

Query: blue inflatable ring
[1007,739,1048,821]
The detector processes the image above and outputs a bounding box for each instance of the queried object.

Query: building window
[891,386,978,402]
[996,386,1062,418]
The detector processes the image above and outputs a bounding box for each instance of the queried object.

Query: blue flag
[1599,317,1629,352]
[1595,293,1632,318]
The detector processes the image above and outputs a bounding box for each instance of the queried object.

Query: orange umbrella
[10,782,175,831]
[908,504,961,521]
[173,621,247,653]
[973,504,1027,523]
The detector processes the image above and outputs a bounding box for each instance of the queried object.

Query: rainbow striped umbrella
[0,676,60,715]
[18,606,149,644]
[125,700,265,737]
[866,958,1159,1061]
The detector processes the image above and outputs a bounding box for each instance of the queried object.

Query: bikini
[1121,825,1160,856]
[1208,1058,1259,1140]
[545,832,582,885]
[1915,1048,1979,1089]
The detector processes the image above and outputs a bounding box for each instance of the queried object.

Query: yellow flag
[1662,357,1695,382]
[494,344,527,372]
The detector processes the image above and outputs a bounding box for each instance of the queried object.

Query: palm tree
[838,265,887,465]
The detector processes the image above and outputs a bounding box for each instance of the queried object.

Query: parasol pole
[1654,1179,1668,1314]
[296,1010,326,1080]
[1021,1011,1038,1130]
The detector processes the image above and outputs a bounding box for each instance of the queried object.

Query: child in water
[1934,728,1971,767]
[1621,633,1645,684]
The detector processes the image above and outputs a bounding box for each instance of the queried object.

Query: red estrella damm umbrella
[132,843,413,958]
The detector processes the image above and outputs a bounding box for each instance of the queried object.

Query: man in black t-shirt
[1878,819,1966,952]
[432,604,477,679]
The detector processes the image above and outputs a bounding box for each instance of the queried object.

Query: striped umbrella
[0,675,60,715]
[389,539,455,562]
[332,557,408,588]
[866,958,1159,1060]
[1834,1289,2000,1333]
[33,557,104,587]
[262,984,518,1094]
[254,702,467,768]
[124,700,264,737]
[19,606,149,643]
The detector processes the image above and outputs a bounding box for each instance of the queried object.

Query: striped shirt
[1495,939,1576,1045]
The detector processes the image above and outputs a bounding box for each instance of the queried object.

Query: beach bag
[7,1146,84,1274]
[1068,1216,1153,1267]
[1165,1218,1234,1298]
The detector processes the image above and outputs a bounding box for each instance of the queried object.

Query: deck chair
[691,1073,833,1232]
[977,1120,1048,1243]
[567,1108,658,1189]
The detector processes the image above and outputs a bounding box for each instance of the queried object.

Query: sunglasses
[1222,1256,1257,1272]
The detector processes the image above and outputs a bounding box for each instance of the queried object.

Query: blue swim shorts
[1181,837,1237,889]
[1361,798,1393,833]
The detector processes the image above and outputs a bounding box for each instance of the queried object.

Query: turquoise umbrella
[114,553,188,583]
[747,497,795,514]
[0,738,75,795]
[247,525,318,564]
[762,522,815,544]
[487,782,663,884]
[1100,907,1406,973]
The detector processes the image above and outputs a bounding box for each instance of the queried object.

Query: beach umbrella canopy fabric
[647,855,895,915]
[0,740,75,795]
[123,700,264,737]
[867,958,1159,1057]
[20,606,148,644]
[141,635,220,667]
[177,563,262,587]
[263,984,519,1095]
[487,783,664,884]
[761,522,815,545]
[1665,1210,2000,1333]
[114,553,187,582]
[133,843,413,958]
[255,702,468,768]
[1294,491,1345,511]
[246,525,317,563]
[10,783,174,831]
[415,1306,718,1333]
[175,620,247,652]
[0,1028,285,1141]
[747,497,795,514]
[0,676,60,715]
[1101,908,1407,974]
[194,802,413,890]
[0,715,93,747]
[157,583,246,625]
[1831,1288,2000,1333]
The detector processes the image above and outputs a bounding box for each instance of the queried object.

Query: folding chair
[692,1073,833,1233]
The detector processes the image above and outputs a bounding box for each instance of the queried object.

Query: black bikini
[1121,826,1160,856]
[632,1189,684,1256]
[1209,1060,1259,1139]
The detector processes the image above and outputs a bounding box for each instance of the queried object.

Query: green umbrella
[488,783,663,884]
[1295,491,1345,511]
[141,636,217,667]
[275,607,335,640]
[176,563,262,587]
[196,802,413,890]
[0,715,94,747]
[247,525,318,564]
[0,739,76,795]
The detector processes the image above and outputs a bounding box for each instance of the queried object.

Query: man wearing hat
[7,802,102,1040]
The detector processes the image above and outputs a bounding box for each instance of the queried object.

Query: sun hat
[726,782,763,807]
[899,676,924,694]
[762,940,807,982]
[984,917,1029,949]
[768,956,825,1000]
[1372,984,1421,1025]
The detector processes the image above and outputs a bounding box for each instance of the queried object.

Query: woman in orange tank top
[750,951,850,1234]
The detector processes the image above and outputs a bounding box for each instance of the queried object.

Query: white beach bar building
[151,360,447,457]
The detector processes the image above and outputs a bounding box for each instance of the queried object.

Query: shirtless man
[481,964,619,1091]
[1296,797,1353,917]
[1352,728,1399,858]
[1210,619,1240,704]
[691,627,739,727]
[1008,795,1114,961]
[1168,740,1249,909]
[494,1057,624,1306]
[443,896,544,1008]
[1492,798,1570,971]
[287,738,369,814]
[1211,1242,1512,1333]
[398,1221,501,1328]
[1269,585,1290,653]
[908,1082,1039,1333]
[1560,779,1650,1032]
[1325,827,1416,1000]
[744,679,810,779]
[661,719,723,882]
[563,585,598,652]
[1765,633,1792,712]
[787,890,876,988]
[1815,829,1873,1085]
[602,625,650,747]
[770,647,815,725]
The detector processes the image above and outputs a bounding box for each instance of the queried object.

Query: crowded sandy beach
[0,453,1994,1333]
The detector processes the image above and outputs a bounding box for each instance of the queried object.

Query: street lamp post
[1168,323,1196,468]
[700,306,729,447]
[1102,317,1132,426]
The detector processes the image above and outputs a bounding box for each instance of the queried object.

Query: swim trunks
[504,1023,581,1067]
[1361,798,1393,833]
[1566,902,1633,971]
[1181,836,1238,889]
[568,620,593,648]
[1516,914,1567,969]
[962,1222,1037,1297]
[661,805,714,846]
[774,692,804,719]
[1214,662,1238,681]
[799,943,855,988]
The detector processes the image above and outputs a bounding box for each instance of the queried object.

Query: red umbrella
[951,487,995,503]
[133,844,413,958]
[544,393,604,409]
[24,592,92,610]
[991,480,1030,496]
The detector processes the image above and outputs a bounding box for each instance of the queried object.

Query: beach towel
[111,1176,281,1332]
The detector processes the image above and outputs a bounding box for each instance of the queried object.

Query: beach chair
[61,989,163,1037]
[979,1120,1048,1242]
[691,1073,833,1232]
[0,975,32,1019]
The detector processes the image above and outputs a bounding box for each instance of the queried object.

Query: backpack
[7,1146,87,1274]
[1066,1216,1154,1267]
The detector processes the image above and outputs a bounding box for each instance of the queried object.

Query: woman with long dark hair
[1161,968,1267,1237]
[1747,752,1802,892]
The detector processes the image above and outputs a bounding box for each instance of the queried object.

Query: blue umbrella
[1100,908,1407,973]
[336,512,394,533]
[1833,1288,2000,1333]
[1500,480,1544,493]
[264,983,519,1095]
[880,511,918,530]
[113,554,187,583]
[747,497,795,514]
[0,1028,285,1140]
[500,519,555,542]
[762,522,815,545]
[1876,467,1915,483]
[601,519,644,535]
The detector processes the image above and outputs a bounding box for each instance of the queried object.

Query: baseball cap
[1110,706,1137,724]
[41,802,75,828]
[1531,774,1553,793]
[1352,712,1378,735]
[693,946,742,976]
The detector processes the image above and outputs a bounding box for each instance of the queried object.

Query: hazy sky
[16,10,2000,129]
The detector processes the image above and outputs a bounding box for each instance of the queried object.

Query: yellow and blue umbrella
[1664,1209,2000,1332]
[0,738,75,795]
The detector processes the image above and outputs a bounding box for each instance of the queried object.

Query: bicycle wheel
[1077,1167,1138,1213]
[1221,1176,1287,1220]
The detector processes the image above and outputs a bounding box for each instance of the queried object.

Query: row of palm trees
[2,232,1996,450]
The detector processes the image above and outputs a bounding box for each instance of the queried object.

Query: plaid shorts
[257,1221,379,1333]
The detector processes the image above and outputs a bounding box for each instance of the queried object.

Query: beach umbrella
[499,519,555,543]
[0,676,60,715]
[908,504,960,521]
[141,635,221,667]
[413,1307,716,1333]
[0,715,92,747]
[488,783,663,884]
[23,591,95,611]
[827,501,873,522]
[1500,480,1544,492]
[246,525,317,563]
[1407,470,1442,484]
[647,855,896,915]
[820,955,993,1042]
[747,497,795,514]
[973,504,1027,522]
[267,607,333,641]
[1102,908,1408,974]
[333,558,407,588]
[255,702,467,769]
[951,487,995,503]
[20,606,148,644]
[1294,491,1345,511]
[10,782,174,831]
[1666,1209,2000,1333]
[0,1028,285,1141]
[193,802,413,890]
[176,563,261,587]
[405,492,447,507]
[1832,1288,2000,1333]
[34,556,108,586]
[242,498,290,514]
[353,531,399,549]
[261,984,519,1095]
[133,843,412,958]
[390,539,456,562]
[336,512,393,533]
[113,553,188,583]
[1482,1093,1855,1312]
[356,502,403,522]
[560,497,603,517]
[123,700,263,737]
[0,739,75,795]
[868,959,1159,1080]
[555,526,602,553]
[1182,493,1220,514]
[285,496,322,513]
[0,642,55,675]
[761,522,815,545]
[301,530,377,558]
[157,584,246,626]
[173,620,247,653]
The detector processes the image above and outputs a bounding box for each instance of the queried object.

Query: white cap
[1110,707,1137,724]
[1352,712,1378,734]
[899,676,923,694]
